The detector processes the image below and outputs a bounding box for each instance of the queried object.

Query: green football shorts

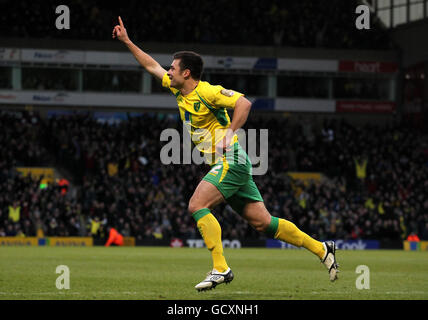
[203,141,264,215]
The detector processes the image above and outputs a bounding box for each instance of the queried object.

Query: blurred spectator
[8,201,20,223]
[5,224,16,236]
[0,0,394,50]
[90,217,101,237]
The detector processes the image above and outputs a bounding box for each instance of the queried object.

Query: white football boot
[321,241,339,281]
[195,268,234,291]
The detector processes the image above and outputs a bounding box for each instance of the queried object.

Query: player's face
[167,59,187,88]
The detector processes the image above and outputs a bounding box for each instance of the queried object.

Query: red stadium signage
[170,238,183,248]
[339,61,398,73]
[336,101,396,113]
[0,94,16,100]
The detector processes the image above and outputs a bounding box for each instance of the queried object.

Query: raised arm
[112,16,166,81]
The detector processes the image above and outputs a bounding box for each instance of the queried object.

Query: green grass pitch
[0,247,427,300]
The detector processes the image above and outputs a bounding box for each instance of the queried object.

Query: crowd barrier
[0,237,136,246]
[1,237,416,250]
[0,237,93,246]
[266,239,381,250]
[167,238,402,250]
[403,241,428,251]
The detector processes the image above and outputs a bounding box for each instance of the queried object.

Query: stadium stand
[1,0,427,248]
[1,110,427,242]
[1,0,394,49]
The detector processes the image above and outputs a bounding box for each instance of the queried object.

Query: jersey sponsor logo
[194,102,201,112]
[220,89,235,97]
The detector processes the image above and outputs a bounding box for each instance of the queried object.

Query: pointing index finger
[118,16,124,27]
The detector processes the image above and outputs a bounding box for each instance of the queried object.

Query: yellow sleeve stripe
[219,157,229,183]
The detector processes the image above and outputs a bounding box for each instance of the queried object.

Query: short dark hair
[173,51,203,80]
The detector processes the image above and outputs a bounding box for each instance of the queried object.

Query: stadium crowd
[1,110,428,243]
[1,0,393,50]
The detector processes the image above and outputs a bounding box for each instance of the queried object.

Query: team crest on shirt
[220,89,235,97]
[193,102,201,112]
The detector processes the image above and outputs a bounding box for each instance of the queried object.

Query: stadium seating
[1,0,393,49]
[1,110,427,242]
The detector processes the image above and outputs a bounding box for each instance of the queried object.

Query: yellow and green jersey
[162,73,243,162]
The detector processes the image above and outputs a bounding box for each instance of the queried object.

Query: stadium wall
[0,38,399,61]
[0,47,399,114]
[0,47,398,72]
[0,90,397,114]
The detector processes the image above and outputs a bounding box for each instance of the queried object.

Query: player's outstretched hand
[112,16,129,43]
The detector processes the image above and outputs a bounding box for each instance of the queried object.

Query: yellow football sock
[192,208,229,273]
[266,216,325,259]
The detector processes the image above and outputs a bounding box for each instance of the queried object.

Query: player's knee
[253,223,266,233]
[251,218,270,233]
[188,199,201,215]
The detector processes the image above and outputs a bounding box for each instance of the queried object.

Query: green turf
[0,247,427,300]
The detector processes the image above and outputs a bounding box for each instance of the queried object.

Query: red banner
[336,101,396,113]
[339,61,398,73]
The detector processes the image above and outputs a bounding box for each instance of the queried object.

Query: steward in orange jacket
[407,232,420,242]
[105,227,124,247]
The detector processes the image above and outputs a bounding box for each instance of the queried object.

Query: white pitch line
[0,291,138,296]
[0,291,426,297]
[197,290,428,296]
[309,291,428,295]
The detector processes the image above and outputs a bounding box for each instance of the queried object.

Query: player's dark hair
[173,51,203,80]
